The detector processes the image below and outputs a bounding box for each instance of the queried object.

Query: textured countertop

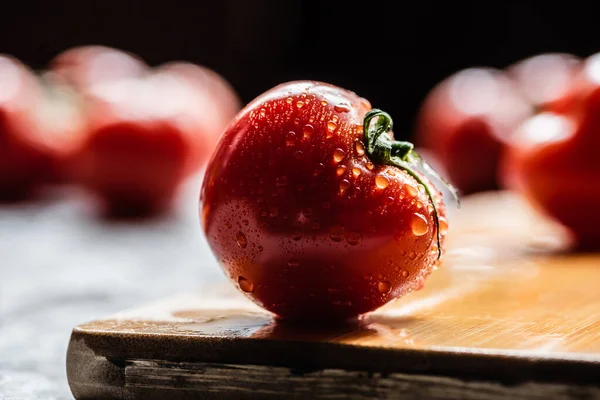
[0,175,225,399]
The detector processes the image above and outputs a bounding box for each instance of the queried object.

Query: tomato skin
[72,77,196,217]
[500,54,600,249]
[414,68,533,195]
[48,45,148,91]
[201,81,446,321]
[0,55,52,200]
[72,62,240,217]
[506,53,581,113]
[152,62,241,172]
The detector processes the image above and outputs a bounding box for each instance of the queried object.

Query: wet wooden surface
[66,190,600,399]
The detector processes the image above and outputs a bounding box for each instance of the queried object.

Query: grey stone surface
[0,176,225,399]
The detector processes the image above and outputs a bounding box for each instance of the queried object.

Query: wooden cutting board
[66,191,600,399]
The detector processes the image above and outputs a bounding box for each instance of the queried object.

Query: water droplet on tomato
[339,179,350,194]
[401,270,409,278]
[327,120,337,133]
[352,167,361,178]
[292,230,302,240]
[415,278,425,291]
[303,124,313,139]
[336,165,347,176]
[405,184,418,197]
[385,196,395,206]
[378,281,392,294]
[334,104,351,113]
[415,200,424,209]
[354,141,365,156]
[439,216,449,235]
[288,258,300,267]
[309,116,315,123]
[411,213,429,236]
[258,245,264,252]
[259,108,266,118]
[418,184,426,194]
[236,232,247,248]
[375,175,390,189]
[333,148,346,162]
[276,176,288,186]
[409,251,417,260]
[321,99,328,106]
[286,97,293,104]
[296,100,304,109]
[294,150,303,159]
[286,131,296,146]
[346,231,362,245]
[238,276,254,293]
[366,161,374,170]
[330,225,344,242]
[428,204,434,213]
[332,115,339,122]
[294,117,300,125]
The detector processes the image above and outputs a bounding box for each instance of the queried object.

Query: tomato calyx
[363,109,460,259]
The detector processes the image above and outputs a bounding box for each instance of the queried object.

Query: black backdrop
[1,0,598,141]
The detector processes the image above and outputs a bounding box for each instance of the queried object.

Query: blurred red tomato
[34,72,88,184]
[500,53,600,249]
[152,61,241,171]
[414,68,533,195]
[0,55,53,200]
[506,53,581,113]
[48,45,148,91]
[71,62,240,217]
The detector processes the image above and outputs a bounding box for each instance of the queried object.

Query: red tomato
[200,81,455,321]
[506,53,581,113]
[414,68,533,195]
[34,72,88,185]
[48,45,148,91]
[500,53,600,250]
[152,61,241,171]
[0,55,52,200]
[72,63,240,217]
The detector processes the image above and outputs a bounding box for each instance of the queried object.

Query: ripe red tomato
[34,72,88,185]
[500,53,600,250]
[48,45,148,91]
[152,61,241,171]
[0,55,52,200]
[200,81,455,321]
[72,62,240,217]
[414,68,533,195]
[506,53,581,113]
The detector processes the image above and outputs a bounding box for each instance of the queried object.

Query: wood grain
[67,191,600,399]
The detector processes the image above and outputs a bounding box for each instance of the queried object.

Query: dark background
[0,1,598,140]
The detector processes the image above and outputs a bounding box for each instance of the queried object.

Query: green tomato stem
[362,109,460,259]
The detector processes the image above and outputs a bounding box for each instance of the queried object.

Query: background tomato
[500,53,600,250]
[414,68,533,195]
[48,45,148,91]
[0,55,54,200]
[201,81,450,321]
[71,62,240,217]
[506,53,581,113]
[151,61,241,173]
